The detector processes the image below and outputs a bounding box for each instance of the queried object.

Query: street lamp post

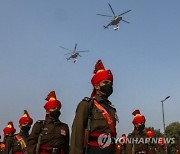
[161,96,170,137]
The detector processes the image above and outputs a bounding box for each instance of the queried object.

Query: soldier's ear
[95,84,100,90]
[46,110,50,114]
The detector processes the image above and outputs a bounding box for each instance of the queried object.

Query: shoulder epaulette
[36,120,45,124]
[82,97,91,102]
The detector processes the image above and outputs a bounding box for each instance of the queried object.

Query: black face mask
[100,83,113,97]
[138,123,145,132]
[49,109,61,119]
[21,125,31,133]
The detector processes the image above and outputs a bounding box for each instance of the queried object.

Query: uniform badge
[61,129,66,136]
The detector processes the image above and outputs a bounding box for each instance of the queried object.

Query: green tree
[166,122,180,154]
[166,122,180,138]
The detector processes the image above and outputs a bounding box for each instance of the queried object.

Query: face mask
[49,109,61,119]
[138,123,145,132]
[21,125,31,133]
[100,83,113,97]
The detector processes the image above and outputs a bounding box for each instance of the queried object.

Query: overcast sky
[0,0,180,137]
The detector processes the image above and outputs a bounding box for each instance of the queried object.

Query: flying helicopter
[96,3,131,30]
[59,43,89,63]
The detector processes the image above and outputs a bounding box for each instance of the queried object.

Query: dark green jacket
[27,118,69,154]
[70,95,117,154]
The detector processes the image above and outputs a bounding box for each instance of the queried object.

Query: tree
[166,122,180,138]
[165,122,180,154]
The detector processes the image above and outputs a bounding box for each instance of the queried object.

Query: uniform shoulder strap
[36,120,45,131]
[94,100,117,137]
[15,134,27,151]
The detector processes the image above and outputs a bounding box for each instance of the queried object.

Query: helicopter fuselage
[111,16,122,25]
[67,52,78,59]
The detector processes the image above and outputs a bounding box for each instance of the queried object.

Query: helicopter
[59,43,89,63]
[96,3,131,30]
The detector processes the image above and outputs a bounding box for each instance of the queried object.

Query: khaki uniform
[27,118,69,154]
[70,95,117,154]
[125,130,156,154]
[4,132,29,154]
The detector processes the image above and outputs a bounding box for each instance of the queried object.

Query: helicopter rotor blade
[96,14,112,17]
[119,10,131,16]
[64,52,73,55]
[74,43,77,51]
[108,3,116,17]
[121,19,130,24]
[59,46,72,52]
[78,54,82,57]
[78,50,89,53]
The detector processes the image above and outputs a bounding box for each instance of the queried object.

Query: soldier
[145,128,156,154]
[2,121,16,153]
[0,135,5,154]
[126,109,151,154]
[156,137,167,154]
[27,91,69,154]
[116,134,127,154]
[4,110,33,154]
[70,59,118,154]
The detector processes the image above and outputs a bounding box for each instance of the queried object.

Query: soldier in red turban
[126,109,155,154]
[2,121,16,154]
[27,91,69,154]
[4,110,33,154]
[145,128,156,153]
[70,59,117,154]
[3,121,16,136]
[132,109,146,132]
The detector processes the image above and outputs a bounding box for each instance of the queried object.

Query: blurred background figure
[4,110,33,154]
[116,134,126,154]
[2,121,16,153]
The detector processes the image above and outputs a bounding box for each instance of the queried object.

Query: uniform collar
[19,131,29,137]
[94,94,111,105]
[46,117,61,124]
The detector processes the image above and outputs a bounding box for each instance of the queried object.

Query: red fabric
[90,59,113,97]
[146,130,154,138]
[44,100,61,111]
[13,152,24,154]
[3,127,16,135]
[132,114,146,125]
[3,122,16,135]
[90,132,104,137]
[19,110,33,125]
[91,70,113,86]
[19,117,33,125]
[40,145,63,154]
